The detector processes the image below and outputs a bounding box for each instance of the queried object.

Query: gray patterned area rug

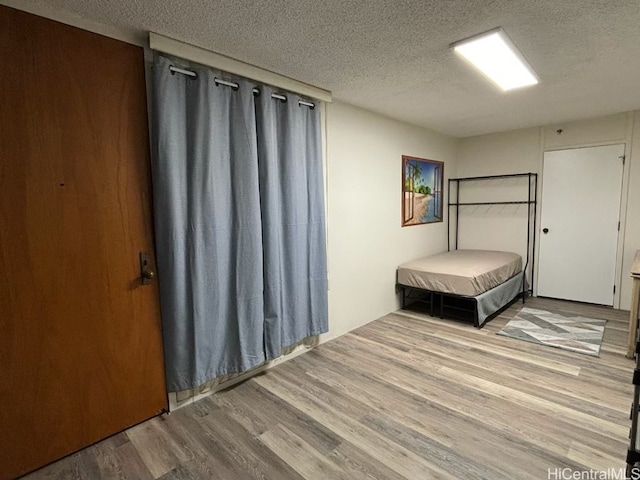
[497,307,607,356]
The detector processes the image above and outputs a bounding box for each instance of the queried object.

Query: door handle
[542,228,549,234]
[139,252,155,285]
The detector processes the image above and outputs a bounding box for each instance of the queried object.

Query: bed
[396,172,537,328]
[397,249,527,327]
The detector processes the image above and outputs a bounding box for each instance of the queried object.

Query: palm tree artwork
[402,156,443,226]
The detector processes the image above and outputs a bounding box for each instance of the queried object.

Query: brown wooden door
[0,6,168,479]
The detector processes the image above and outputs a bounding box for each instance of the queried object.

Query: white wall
[454,128,540,264]
[324,102,458,339]
[457,112,639,310]
[457,127,541,176]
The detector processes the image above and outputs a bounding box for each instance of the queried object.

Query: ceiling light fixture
[451,28,539,91]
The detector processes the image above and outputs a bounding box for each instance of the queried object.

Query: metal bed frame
[399,172,538,327]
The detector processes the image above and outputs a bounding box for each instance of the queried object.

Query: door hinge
[614,285,616,294]
[619,221,621,231]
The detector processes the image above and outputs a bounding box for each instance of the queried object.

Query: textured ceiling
[6,0,640,137]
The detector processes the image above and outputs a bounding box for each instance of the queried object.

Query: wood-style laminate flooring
[23,297,633,479]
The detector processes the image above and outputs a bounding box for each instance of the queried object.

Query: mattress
[397,249,522,297]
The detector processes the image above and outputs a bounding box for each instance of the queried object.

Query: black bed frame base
[399,284,525,328]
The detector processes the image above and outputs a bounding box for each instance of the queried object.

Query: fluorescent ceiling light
[451,28,539,91]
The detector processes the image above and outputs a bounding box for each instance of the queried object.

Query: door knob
[542,228,549,234]
[139,252,155,285]
[142,267,155,281]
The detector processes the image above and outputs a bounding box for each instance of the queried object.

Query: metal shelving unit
[447,172,538,302]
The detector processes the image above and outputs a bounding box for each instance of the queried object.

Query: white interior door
[537,144,624,305]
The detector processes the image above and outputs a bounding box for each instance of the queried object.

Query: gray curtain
[152,54,328,391]
[256,86,329,360]
[152,55,266,392]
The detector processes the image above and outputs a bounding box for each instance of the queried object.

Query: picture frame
[402,155,444,226]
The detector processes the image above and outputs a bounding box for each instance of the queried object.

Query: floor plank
[22,297,634,479]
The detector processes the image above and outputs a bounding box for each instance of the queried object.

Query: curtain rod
[168,65,315,108]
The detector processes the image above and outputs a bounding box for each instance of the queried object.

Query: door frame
[533,136,632,309]
[536,144,625,305]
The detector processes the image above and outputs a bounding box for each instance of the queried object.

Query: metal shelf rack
[447,172,538,302]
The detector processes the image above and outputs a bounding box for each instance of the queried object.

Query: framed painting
[402,155,444,226]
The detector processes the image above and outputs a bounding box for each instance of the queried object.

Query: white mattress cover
[397,249,522,296]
